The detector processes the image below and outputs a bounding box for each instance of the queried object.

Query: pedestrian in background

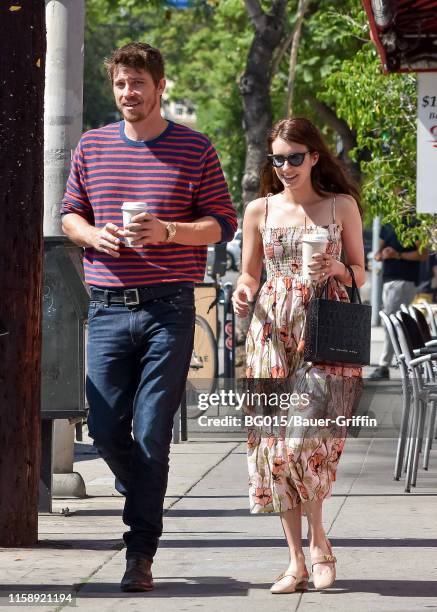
[369,222,427,380]
[233,117,364,594]
[61,42,237,592]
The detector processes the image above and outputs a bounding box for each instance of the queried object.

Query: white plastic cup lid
[121,201,148,210]
[302,231,329,242]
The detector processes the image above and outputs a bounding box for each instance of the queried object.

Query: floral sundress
[245,195,363,513]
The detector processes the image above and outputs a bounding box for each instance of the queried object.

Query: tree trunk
[240,0,287,205]
[286,0,311,117]
[0,2,45,545]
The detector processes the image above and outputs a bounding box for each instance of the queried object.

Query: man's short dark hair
[104,42,165,86]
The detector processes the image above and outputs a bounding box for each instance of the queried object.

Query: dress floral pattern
[245,205,363,514]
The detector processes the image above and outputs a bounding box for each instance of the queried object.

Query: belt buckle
[124,288,140,306]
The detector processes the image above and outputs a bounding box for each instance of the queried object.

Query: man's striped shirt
[61,120,237,287]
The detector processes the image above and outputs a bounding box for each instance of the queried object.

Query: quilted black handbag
[303,265,371,366]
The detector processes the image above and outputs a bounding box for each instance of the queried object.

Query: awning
[362,0,437,72]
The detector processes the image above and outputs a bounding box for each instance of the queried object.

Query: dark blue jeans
[86,286,195,561]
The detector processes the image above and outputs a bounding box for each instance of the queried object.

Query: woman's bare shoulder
[243,197,266,223]
[334,193,360,221]
[334,193,359,208]
[245,197,266,213]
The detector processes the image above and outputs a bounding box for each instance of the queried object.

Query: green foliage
[158,0,366,207]
[271,1,365,136]
[321,40,433,247]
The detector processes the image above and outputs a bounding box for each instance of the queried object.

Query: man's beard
[118,95,158,123]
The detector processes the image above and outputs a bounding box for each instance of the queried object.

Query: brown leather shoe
[120,554,154,592]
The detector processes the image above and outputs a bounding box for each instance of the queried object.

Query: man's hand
[91,223,123,258]
[122,212,167,246]
[381,246,399,260]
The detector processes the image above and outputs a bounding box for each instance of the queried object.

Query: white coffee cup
[302,231,329,280]
[121,201,148,246]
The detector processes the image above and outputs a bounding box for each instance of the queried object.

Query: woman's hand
[232,283,254,318]
[308,253,345,281]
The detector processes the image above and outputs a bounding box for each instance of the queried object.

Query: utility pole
[42,0,87,504]
[45,0,85,236]
[0,3,46,545]
[371,216,382,326]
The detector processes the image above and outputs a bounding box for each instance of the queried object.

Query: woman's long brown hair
[259,117,362,215]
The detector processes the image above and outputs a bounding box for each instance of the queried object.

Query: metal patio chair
[379,310,411,481]
[409,304,437,345]
[422,301,437,337]
[391,313,437,491]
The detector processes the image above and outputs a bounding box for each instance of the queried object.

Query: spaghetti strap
[264,193,271,226]
[331,194,336,223]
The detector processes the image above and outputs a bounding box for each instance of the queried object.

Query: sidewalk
[1,328,437,611]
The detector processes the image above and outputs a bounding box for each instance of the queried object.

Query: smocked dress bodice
[261,222,342,282]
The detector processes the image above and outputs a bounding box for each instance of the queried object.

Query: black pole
[223,282,235,387]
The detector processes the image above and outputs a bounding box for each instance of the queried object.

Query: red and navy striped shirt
[61,120,237,287]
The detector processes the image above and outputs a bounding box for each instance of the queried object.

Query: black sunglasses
[268,151,311,167]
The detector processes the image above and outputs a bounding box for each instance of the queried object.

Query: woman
[232,117,364,594]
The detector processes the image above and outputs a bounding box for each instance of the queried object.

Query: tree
[0,2,45,545]
[239,0,287,204]
[165,0,368,206]
[270,1,366,181]
[285,0,310,117]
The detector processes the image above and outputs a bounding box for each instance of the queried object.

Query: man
[61,42,237,591]
[370,222,427,380]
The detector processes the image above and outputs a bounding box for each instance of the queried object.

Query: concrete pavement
[1,326,437,611]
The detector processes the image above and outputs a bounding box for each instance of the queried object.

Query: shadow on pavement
[35,539,123,550]
[158,537,437,549]
[74,442,99,462]
[31,536,437,550]
[2,578,436,599]
[314,579,437,598]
